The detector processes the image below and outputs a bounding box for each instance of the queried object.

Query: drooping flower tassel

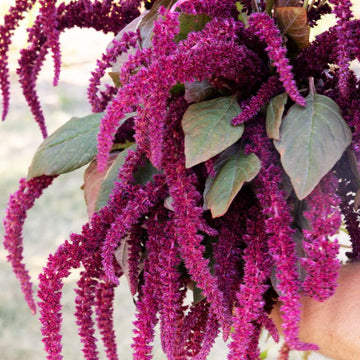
[229,200,274,359]
[248,12,305,106]
[75,261,101,360]
[245,124,316,351]
[95,279,119,360]
[301,173,341,301]
[3,175,55,314]
[0,0,36,120]
[132,212,163,360]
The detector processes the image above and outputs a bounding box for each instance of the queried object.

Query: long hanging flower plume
[3,1,360,360]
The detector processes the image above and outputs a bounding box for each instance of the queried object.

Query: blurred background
[0,1,359,359]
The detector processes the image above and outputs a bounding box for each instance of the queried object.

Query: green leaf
[28,113,104,179]
[175,13,211,42]
[95,144,159,211]
[182,96,244,168]
[108,72,121,88]
[236,1,248,23]
[266,93,288,140]
[192,282,206,305]
[204,149,261,218]
[260,349,268,360]
[170,82,185,95]
[274,93,352,200]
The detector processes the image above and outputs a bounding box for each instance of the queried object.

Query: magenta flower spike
[0,0,36,120]
[75,266,100,360]
[3,176,55,314]
[248,12,306,106]
[39,0,61,86]
[245,126,316,351]
[131,214,162,360]
[232,76,281,125]
[88,30,140,112]
[301,173,341,301]
[95,280,119,360]
[328,0,354,98]
[229,201,273,359]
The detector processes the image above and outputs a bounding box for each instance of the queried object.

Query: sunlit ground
[0,1,359,359]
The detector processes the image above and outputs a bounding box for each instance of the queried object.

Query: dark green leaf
[175,13,211,42]
[28,113,104,179]
[182,96,243,168]
[192,282,206,305]
[265,0,275,15]
[274,93,352,200]
[170,82,185,95]
[354,189,360,211]
[95,144,159,211]
[204,149,261,218]
[266,92,288,140]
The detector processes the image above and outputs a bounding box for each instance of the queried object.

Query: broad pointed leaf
[274,93,352,200]
[266,92,288,140]
[276,7,310,50]
[95,144,159,211]
[28,113,104,179]
[182,96,243,168]
[205,150,261,218]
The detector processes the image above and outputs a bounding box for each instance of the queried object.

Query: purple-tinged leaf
[276,0,302,6]
[184,80,218,104]
[276,7,310,50]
